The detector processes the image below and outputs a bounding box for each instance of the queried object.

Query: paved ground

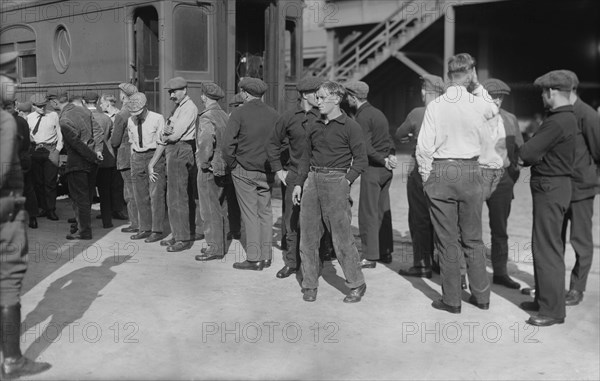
[18,154,600,380]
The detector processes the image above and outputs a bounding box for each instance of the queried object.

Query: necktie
[32,113,43,135]
[137,117,144,149]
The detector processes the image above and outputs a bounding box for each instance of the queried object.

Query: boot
[1,304,51,379]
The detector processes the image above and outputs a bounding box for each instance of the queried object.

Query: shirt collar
[317,111,348,126]
[549,105,574,114]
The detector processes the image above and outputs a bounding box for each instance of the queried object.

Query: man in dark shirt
[223,77,280,270]
[395,74,444,278]
[267,76,323,278]
[292,81,368,303]
[559,70,600,306]
[345,80,397,268]
[519,70,578,327]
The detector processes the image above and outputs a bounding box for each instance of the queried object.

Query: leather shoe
[432,299,461,314]
[131,231,152,240]
[398,266,432,278]
[121,226,138,233]
[276,265,297,278]
[68,217,77,223]
[264,259,272,268]
[521,287,536,297]
[69,224,78,234]
[160,238,176,247]
[343,283,366,303]
[468,295,489,310]
[227,231,241,240]
[46,211,59,221]
[303,288,317,302]
[233,260,264,271]
[359,259,376,269]
[167,241,193,252]
[0,356,51,379]
[66,232,92,240]
[526,314,564,327]
[493,274,520,289]
[144,232,164,243]
[195,247,224,261]
[112,211,129,220]
[565,289,583,306]
[520,301,540,311]
[378,253,393,264]
[103,223,114,228]
[461,275,468,290]
[28,217,38,229]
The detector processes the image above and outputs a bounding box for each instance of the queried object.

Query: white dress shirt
[27,111,63,151]
[127,110,166,152]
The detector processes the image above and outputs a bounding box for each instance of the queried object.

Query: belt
[133,149,156,154]
[309,166,347,174]
[34,142,57,150]
[433,156,479,162]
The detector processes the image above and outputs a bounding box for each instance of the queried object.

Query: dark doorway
[133,6,159,112]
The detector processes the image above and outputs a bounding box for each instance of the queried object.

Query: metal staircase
[311,0,447,81]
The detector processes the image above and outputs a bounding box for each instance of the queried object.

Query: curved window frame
[0,24,37,83]
[52,25,72,74]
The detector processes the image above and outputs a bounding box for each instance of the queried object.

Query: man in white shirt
[126,92,167,244]
[416,53,498,314]
[27,93,63,221]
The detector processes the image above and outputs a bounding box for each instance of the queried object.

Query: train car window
[173,5,209,72]
[285,18,297,81]
[0,26,37,83]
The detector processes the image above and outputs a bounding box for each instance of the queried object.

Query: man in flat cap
[56,92,104,240]
[416,53,498,314]
[27,92,63,221]
[345,80,397,269]
[0,51,52,379]
[519,70,578,326]
[126,92,167,244]
[194,82,232,260]
[266,76,325,278]
[395,74,444,279]
[223,77,279,270]
[292,81,368,303]
[111,83,140,234]
[160,77,198,252]
[557,70,600,307]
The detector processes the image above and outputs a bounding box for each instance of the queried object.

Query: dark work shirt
[13,112,31,172]
[354,102,394,166]
[222,99,279,172]
[59,103,99,174]
[520,105,577,177]
[267,105,320,173]
[296,112,368,186]
[570,98,600,199]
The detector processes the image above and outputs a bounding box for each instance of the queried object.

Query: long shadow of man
[21,255,132,359]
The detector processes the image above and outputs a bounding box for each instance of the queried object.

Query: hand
[164,122,174,135]
[96,152,103,162]
[292,185,302,206]
[277,170,288,186]
[149,165,158,182]
[399,136,411,144]
[385,155,398,170]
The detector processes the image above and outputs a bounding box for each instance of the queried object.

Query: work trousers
[358,166,393,261]
[562,195,595,292]
[282,171,300,267]
[486,169,516,276]
[67,167,97,236]
[530,175,571,319]
[407,166,434,267]
[0,210,28,306]
[96,166,125,226]
[231,166,273,262]
[299,171,365,290]
[23,170,38,218]
[131,151,166,232]
[424,160,489,307]
[121,168,139,229]
[165,142,196,241]
[197,167,228,255]
[31,146,59,212]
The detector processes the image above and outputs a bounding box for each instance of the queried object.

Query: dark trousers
[67,167,97,236]
[132,151,166,232]
[121,168,139,229]
[486,169,516,276]
[31,146,59,212]
[0,210,28,306]
[359,166,393,260]
[23,170,38,218]
[530,175,571,319]
[424,160,489,307]
[282,172,300,267]
[562,196,595,292]
[407,166,434,267]
[224,176,241,235]
[165,142,196,241]
[96,166,124,226]
[197,167,228,254]
[299,171,365,290]
[231,166,273,261]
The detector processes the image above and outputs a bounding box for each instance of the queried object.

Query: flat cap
[297,76,324,92]
[560,70,579,89]
[118,83,138,97]
[125,92,147,113]
[165,77,188,90]
[421,74,445,94]
[229,92,245,107]
[83,91,99,103]
[239,77,268,97]
[344,81,369,98]
[534,70,573,91]
[0,51,18,78]
[201,82,225,100]
[30,93,48,107]
[482,78,511,95]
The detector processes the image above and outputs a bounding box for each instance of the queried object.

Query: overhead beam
[392,51,428,77]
